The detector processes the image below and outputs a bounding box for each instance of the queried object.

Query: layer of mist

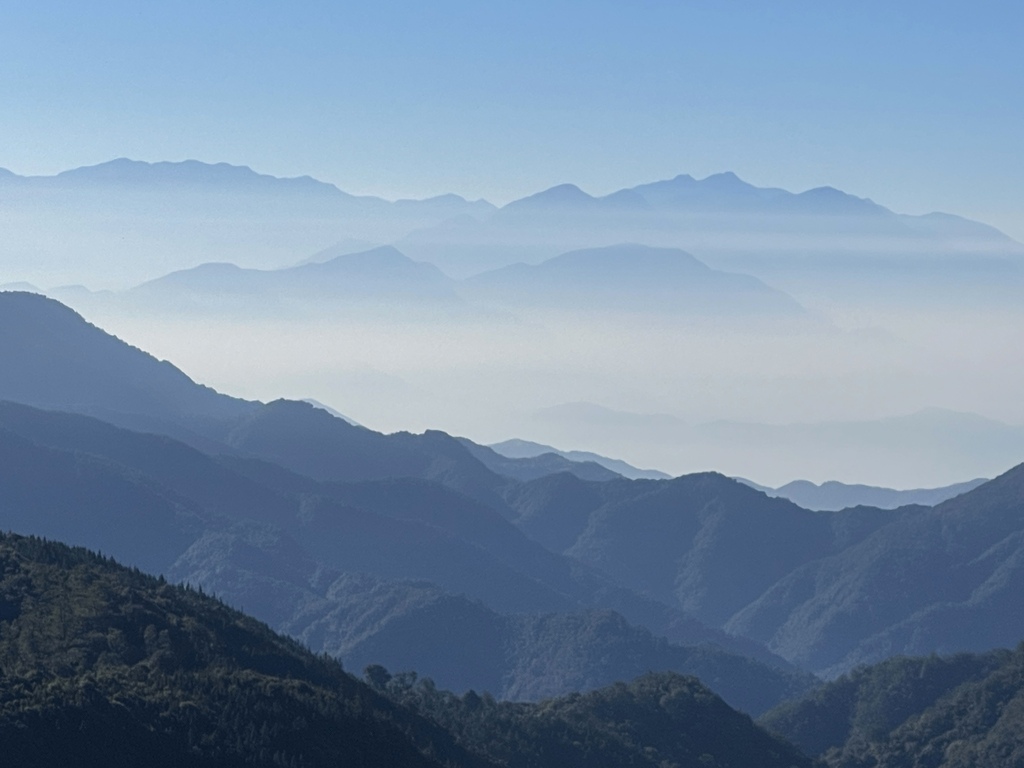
[4,160,1024,487]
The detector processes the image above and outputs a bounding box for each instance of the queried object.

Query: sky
[2,1,1023,240]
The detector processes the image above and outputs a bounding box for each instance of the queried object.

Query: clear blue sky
[2,1,1022,238]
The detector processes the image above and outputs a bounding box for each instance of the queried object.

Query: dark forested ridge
[0,532,813,768]
[0,532,487,768]
[378,667,813,768]
[760,646,1024,767]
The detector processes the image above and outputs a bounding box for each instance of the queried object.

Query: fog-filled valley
[6,160,1023,488]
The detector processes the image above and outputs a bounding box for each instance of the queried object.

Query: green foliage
[0,532,487,768]
[760,646,1024,768]
[385,667,813,768]
[0,531,816,768]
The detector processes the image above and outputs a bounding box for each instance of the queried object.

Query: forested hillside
[761,646,1024,767]
[0,532,813,768]
[0,532,484,768]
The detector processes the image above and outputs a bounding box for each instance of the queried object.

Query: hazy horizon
[3,2,1023,489]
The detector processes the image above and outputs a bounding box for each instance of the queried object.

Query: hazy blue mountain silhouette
[0,159,496,286]
[457,438,623,482]
[738,475,988,511]
[536,401,1024,488]
[396,172,1024,292]
[128,245,467,316]
[0,293,512,500]
[6,160,1020,297]
[0,291,255,442]
[626,172,890,218]
[48,157,349,195]
[464,243,807,316]
[488,438,671,480]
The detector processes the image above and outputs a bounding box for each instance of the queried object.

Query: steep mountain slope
[0,292,523,504]
[0,291,255,442]
[265,571,813,714]
[760,646,1024,768]
[505,467,1024,677]
[0,532,488,768]
[729,463,1024,674]
[504,471,885,618]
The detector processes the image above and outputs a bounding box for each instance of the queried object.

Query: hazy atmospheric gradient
[2,1,1023,241]
[2,2,1023,489]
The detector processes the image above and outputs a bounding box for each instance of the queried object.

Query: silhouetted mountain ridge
[465,243,807,315]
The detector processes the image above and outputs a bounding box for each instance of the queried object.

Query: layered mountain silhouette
[0,159,495,286]
[464,243,807,316]
[487,438,671,480]
[0,531,812,768]
[49,242,811,325]
[501,465,1024,676]
[5,159,1020,303]
[396,172,1024,294]
[126,245,468,317]
[458,438,625,482]
[0,397,811,713]
[5,290,1024,697]
[739,475,988,511]
[0,293,814,707]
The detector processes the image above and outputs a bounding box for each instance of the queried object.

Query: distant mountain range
[463,243,806,317]
[0,159,494,287]
[739,475,988,511]
[126,245,469,318]
[534,401,1024,489]
[486,438,671,480]
[484,437,983,505]
[46,242,812,325]
[394,171,1024,305]
[2,158,1021,301]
